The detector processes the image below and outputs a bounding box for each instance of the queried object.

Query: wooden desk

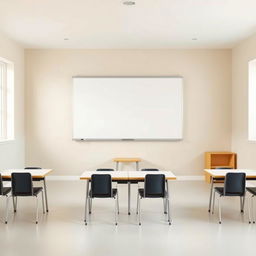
[0,169,52,212]
[113,158,141,171]
[80,170,176,216]
[205,169,256,212]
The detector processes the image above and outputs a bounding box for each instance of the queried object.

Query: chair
[0,174,12,224]
[212,172,246,224]
[88,168,116,214]
[246,187,256,223]
[7,173,45,224]
[139,168,167,214]
[85,174,119,225]
[136,174,171,225]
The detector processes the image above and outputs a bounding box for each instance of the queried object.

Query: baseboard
[46,175,204,181]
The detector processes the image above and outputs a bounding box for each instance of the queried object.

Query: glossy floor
[0,180,255,256]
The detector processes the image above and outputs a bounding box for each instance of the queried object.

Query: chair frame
[6,173,45,224]
[136,174,171,225]
[84,174,119,225]
[211,172,246,224]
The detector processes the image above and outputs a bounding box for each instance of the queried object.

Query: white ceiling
[0,0,256,49]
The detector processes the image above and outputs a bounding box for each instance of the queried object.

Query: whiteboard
[73,77,183,140]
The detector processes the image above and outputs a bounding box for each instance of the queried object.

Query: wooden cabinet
[204,152,237,183]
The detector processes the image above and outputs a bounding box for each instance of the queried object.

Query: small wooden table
[0,169,52,212]
[113,158,141,171]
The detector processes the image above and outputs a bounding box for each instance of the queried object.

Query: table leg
[166,180,172,223]
[43,178,49,212]
[128,181,131,215]
[84,180,89,223]
[208,176,214,212]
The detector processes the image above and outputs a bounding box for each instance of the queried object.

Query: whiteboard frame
[72,76,184,141]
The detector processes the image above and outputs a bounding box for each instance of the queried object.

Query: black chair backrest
[91,174,112,198]
[25,167,42,169]
[224,172,246,196]
[11,173,33,196]
[0,174,3,195]
[96,169,114,172]
[141,168,159,172]
[144,174,165,198]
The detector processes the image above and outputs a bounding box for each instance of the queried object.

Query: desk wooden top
[0,169,53,179]
[204,169,256,178]
[80,170,176,180]
[80,171,129,180]
[113,158,141,162]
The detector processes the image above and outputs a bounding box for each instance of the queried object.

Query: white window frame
[0,57,14,142]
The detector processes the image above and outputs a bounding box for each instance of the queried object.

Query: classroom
[0,1,256,256]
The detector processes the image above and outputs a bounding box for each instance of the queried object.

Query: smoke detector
[123,1,135,5]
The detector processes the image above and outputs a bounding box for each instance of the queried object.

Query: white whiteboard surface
[73,77,183,140]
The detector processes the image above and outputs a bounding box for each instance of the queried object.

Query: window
[0,57,14,141]
[248,59,256,141]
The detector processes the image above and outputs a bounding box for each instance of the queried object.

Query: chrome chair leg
[218,196,222,224]
[89,197,92,214]
[212,191,216,214]
[35,196,39,224]
[117,192,120,214]
[163,198,167,214]
[12,196,16,213]
[242,195,245,213]
[41,190,45,214]
[115,196,118,225]
[136,191,139,214]
[5,195,10,224]
[167,197,171,225]
[252,195,255,224]
[138,196,141,225]
[248,195,252,224]
[240,196,244,213]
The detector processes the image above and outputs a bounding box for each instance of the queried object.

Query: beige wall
[25,49,231,176]
[232,34,256,168]
[0,32,24,168]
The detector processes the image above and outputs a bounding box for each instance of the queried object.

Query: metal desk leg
[136,162,139,171]
[84,180,89,223]
[43,178,49,212]
[128,181,131,215]
[208,177,214,212]
[116,162,119,171]
[166,180,172,223]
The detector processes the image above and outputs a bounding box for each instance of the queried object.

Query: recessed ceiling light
[123,1,135,5]
[64,38,69,41]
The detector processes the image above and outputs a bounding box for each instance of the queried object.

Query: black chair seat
[90,188,117,198]
[215,187,244,196]
[138,188,166,198]
[14,187,43,196]
[247,187,256,195]
[2,187,11,196]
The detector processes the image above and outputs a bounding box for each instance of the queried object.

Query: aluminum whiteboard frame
[72,76,184,141]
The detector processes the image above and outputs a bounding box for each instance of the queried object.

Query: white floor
[0,180,255,256]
